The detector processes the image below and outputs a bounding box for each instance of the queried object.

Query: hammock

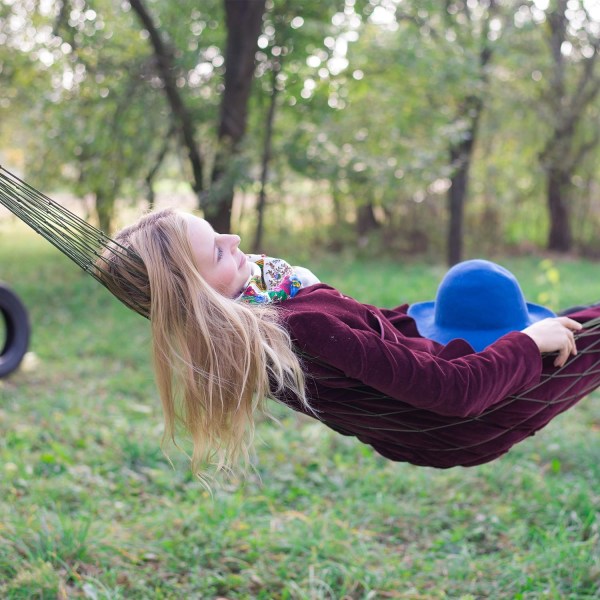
[2,165,600,467]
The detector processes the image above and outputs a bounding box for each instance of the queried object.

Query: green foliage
[1,225,600,597]
[3,0,600,253]
[1,0,226,230]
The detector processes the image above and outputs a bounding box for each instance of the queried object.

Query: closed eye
[217,247,224,261]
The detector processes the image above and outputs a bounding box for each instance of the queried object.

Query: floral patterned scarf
[236,254,317,304]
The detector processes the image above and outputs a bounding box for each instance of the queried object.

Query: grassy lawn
[1,221,599,599]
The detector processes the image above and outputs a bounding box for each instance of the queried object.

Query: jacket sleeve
[288,311,543,418]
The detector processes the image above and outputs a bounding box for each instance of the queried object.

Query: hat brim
[407,301,556,352]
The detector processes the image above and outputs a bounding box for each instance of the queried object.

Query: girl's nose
[222,234,241,251]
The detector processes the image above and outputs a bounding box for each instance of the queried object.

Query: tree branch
[128,0,204,198]
[570,48,600,118]
[565,121,600,173]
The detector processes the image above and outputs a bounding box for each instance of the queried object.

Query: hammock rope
[0,166,149,317]
[1,165,600,461]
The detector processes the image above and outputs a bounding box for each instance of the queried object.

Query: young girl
[97,208,600,475]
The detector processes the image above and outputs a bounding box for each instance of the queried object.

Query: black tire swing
[0,282,30,378]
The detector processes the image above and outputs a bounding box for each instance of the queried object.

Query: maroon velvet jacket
[277,284,600,468]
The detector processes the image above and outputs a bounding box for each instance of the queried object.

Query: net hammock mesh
[0,166,149,318]
[2,164,600,459]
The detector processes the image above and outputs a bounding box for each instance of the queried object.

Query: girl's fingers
[557,317,583,331]
[553,329,578,367]
[524,317,583,362]
[554,346,568,367]
[568,328,578,357]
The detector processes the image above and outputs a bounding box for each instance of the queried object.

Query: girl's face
[184,214,251,297]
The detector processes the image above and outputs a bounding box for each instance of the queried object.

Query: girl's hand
[521,317,583,367]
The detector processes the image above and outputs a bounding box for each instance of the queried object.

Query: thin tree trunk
[547,167,572,252]
[253,62,279,251]
[447,139,473,266]
[95,189,115,233]
[330,181,344,226]
[442,2,495,266]
[539,0,600,253]
[208,0,266,233]
[356,202,379,238]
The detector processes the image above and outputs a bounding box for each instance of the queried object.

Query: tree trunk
[253,61,279,251]
[546,167,572,252]
[442,2,494,266]
[95,189,115,233]
[330,181,344,226]
[356,202,379,238]
[208,0,266,233]
[538,1,600,253]
[446,138,474,266]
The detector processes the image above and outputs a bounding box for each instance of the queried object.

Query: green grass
[1,222,600,598]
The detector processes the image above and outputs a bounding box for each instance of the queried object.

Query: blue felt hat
[407,259,555,351]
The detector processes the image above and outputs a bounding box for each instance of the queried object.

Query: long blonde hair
[96,208,308,476]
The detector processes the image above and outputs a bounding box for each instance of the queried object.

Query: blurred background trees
[1,0,600,264]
